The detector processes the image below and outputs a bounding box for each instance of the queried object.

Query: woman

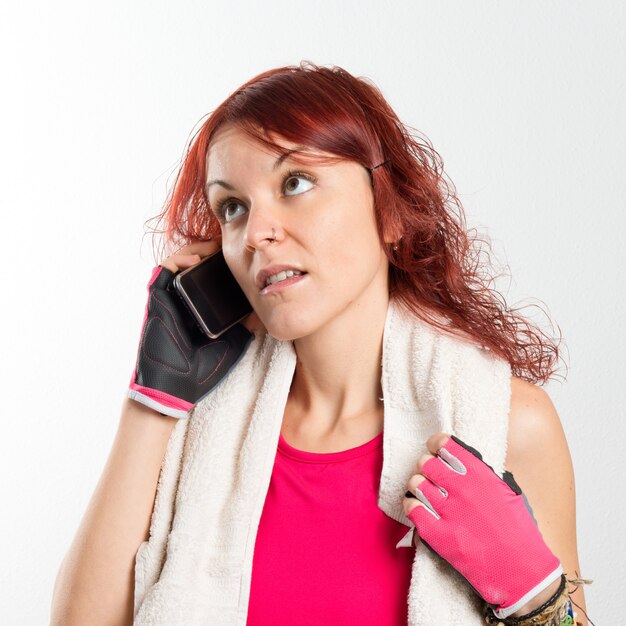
[51,62,590,625]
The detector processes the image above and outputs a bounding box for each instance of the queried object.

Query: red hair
[147,60,565,384]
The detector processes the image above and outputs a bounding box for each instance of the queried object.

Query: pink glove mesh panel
[407,436,562,618]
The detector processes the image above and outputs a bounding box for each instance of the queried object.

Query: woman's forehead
[206,125,341,175]
[209,124,296,155]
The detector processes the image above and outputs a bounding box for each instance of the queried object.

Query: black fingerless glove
[127,265,254,418]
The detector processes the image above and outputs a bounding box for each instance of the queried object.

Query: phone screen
[173,249,253,338]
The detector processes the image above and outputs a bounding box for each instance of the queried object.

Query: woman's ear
[382,228,403,247]
[383,220,402,244]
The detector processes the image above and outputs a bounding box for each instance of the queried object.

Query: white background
[1,1,623,623]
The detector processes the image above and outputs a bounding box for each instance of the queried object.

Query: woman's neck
[285,292,389,437]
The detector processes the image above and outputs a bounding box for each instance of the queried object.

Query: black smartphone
[173,249,253,339]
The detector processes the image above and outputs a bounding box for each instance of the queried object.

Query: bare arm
[505,376,589,625]
[50,241,258,625]
[50,398,178,626]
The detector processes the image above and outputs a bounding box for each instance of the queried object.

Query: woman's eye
[216,200,245,224]
[214,172,316,224]
[284,173,315,196]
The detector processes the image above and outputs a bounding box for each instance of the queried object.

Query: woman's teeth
[265,270,303,286]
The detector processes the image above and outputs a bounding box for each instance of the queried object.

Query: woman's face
[205,124,390,341]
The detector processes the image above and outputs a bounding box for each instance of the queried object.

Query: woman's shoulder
[508,376,563,442]
[506,376,571,480]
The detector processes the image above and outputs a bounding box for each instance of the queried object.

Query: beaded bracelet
[483,575,574,625]
[483,573,592,626]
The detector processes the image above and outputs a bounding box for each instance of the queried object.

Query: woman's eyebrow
[206,148,306,192]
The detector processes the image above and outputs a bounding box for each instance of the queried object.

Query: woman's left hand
[403,432,563,620]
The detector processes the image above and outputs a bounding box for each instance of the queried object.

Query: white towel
[133,297,511,625]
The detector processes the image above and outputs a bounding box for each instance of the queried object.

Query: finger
[175,237,222,258]
[241,311,265,334]
[161,237,224,274]
[414,452,436,473]
[420,451,467,491]
[425,431,450,455]
[408,471,449,502]
[414,451,457,491]
[439,436,488,474]
[406,475,444,518]
[447,435,505,483]
[412,453,449,503]
[449,435,484,461]
[405,496,439,531]
[160,254,203,274]
[403,492,420,517]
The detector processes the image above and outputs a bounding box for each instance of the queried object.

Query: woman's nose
[243,202,283,251]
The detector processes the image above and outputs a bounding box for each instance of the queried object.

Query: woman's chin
[265,327,306,342]
[262,319,316,342]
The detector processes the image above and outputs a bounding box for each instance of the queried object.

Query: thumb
[241,311,265,334]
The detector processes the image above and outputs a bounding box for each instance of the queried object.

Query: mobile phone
[173,249,253,339]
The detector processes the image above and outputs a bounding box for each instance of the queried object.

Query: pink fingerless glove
[407,435,562,619]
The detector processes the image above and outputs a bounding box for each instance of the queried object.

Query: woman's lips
[260,272,308,296]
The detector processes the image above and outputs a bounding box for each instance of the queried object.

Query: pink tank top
[246,429,415,625]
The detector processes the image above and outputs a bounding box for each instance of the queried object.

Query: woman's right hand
[127,237,257,419]
[159,238,264,334]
